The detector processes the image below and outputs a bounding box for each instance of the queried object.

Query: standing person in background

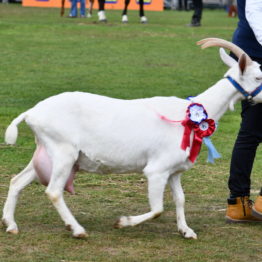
[178,0,188,11]
[69,0,86,18]
[225,0,262,222]
[188,0,203,26]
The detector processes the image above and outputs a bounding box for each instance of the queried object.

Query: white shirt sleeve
[246,0,262,46]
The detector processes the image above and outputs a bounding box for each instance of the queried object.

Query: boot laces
[240,197,253,216]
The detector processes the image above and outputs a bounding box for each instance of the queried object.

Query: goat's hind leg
[45,149,87,238]
[169,174,197,239]
[115,172,169,228]
[2,160,37,234]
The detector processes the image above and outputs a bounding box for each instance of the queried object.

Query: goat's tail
[5,112,27,145]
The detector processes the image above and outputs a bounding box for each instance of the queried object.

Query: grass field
[1,4,262,262]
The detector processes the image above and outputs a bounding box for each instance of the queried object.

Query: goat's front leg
[2,160,37,234]
[169,174,197,239]
[45,148,87,238]
[115,172,169,228]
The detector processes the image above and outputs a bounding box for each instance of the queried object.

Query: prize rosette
[181,103,216,163]
[188,103,207,124]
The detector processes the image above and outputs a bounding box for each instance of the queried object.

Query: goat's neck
[193,78,242,122]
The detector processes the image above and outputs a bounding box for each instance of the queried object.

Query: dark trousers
[228,57,262,198]
[98,0,105,10]
[178,0,188,10]
[191,0,203,23]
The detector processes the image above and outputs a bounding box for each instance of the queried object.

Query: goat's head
[197,38,262,104]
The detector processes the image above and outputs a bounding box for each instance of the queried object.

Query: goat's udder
[32,145,77,194]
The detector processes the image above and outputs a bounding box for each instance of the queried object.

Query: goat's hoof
[65,224,72,231]
[66,225,87,238]
[114,218,121,229]
[3,220,19,235]
[7,229,19,235]
[72,225,88,238]
[114,216,130,228]
[73,232,88,239]
[6,225,19,235]
[114,219,122,229]
[179,228,197,239]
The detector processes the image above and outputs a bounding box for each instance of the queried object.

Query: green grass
[0,4,262,262]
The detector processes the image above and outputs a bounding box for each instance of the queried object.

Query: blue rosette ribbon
[203,137,221,163]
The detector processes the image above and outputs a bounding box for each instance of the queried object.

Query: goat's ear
[219,48,236,67]
[238,53,247,75]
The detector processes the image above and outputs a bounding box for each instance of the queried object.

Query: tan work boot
[252,195,262,219]
[225,196,262,222]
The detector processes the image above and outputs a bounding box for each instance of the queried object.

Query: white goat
[2,38,262,239]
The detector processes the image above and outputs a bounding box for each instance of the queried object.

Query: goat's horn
[197,38,252,65]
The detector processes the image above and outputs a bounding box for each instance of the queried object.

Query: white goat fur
[3,43,262,239]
